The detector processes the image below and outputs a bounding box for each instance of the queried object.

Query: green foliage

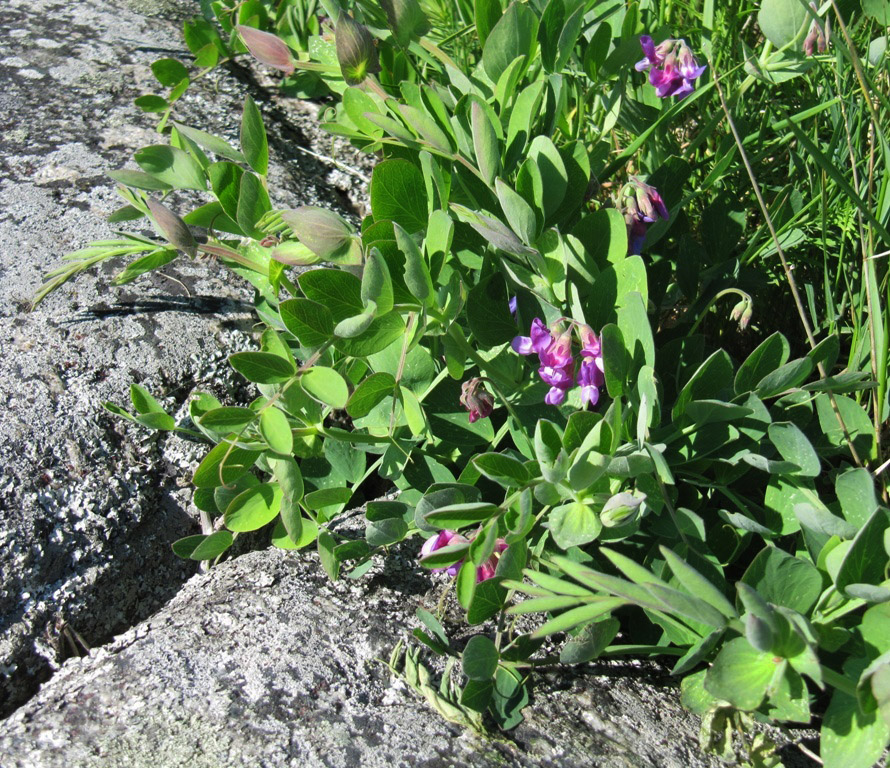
[36,0,890,763]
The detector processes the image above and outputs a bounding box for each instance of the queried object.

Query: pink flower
[460,378,494,423]
[421,529,469,576]
[636,37,705,100]
[419,531,508,582]
[475,539,508,583]
[621,178,669,255]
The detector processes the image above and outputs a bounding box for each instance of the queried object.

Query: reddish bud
[237,25,295,75]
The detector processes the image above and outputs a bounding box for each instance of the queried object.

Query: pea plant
[37,0,890,765]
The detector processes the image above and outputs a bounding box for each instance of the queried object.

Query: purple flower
[577,325,605,408]
[636,37,705,99]
[621,178,669,255]
[460,378,494,423]
[512,317,552,356]
[421,529,469,576]
[539,328,575,405]
[508,296,518,319]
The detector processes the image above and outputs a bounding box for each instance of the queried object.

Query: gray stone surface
[0,2,815,766]
[0,0,367,715]
[0,547,726,768]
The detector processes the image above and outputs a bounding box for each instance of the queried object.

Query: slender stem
[710,60,865,469]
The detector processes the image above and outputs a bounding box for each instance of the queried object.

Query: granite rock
[0,0,366,715]
[0,547,727,768]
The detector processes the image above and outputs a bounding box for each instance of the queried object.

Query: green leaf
[334,312,406,357]
[394,221,433,303]
[673,349,734,420]
[198,406,257,431]
[482,1,538,84]
[740,547,823,614]
[193,441,261,488]
[836,469,879,529]
[549,501,602,550]
[229,351,296,384]
[129,383,165,415]
[151,58,189,86]
[559,617,620,664]
[236,171,271,238]
[301,366,349,409]
[420,541,472,569]
[112,249,177,285]
[757,0,809,47]
[472,453,529,487]
[299,268,363,323]
[755,358,814,398]
[347,373,396,419]
[224,483,283,532]
[281,207,359,263]
[107,169,173,191]
[467,273,516,347]
[240,95,268,175]
[361,249,394,315]
[836,508,890,596]
[462,635,499,681]
[768,422,820,477]
[259,406,293,455]
[475,0,502,46]
[660,547,737,619]
[268,455,304,544]
[822,685,890,768]
[173,122,245,163]
[207,161,243,220]
[467,577,507,624]
[279,298,334,348]
[526,136,567,223]
[704,637,779,711]
[318,530,340,581]
[461,679,494,713]
[135,95,169,113]
[304,487,353,510]
[134,145,206,190]
[600,324,627,398]
[171,534,206,559]
[471,101,499,186]
[496,179,536,246]
[189,530,233,561]
[425,502,500,529]
[370,158,427,234]
[735,333,790,394]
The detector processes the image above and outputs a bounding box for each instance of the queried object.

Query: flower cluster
[459,378,494,423]
[803,4,829,57]
[635,36,706,99]
[620,177,669,255]
[420,529,508,583]
[512,320,605,408]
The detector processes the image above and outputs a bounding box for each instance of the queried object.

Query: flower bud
[237,25,295,74]
[146,198,197,257]
[280,206,357,261]
[335,12,380,85]
[600,492,644,528]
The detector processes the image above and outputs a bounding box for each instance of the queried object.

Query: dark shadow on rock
[65,296,254,323]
